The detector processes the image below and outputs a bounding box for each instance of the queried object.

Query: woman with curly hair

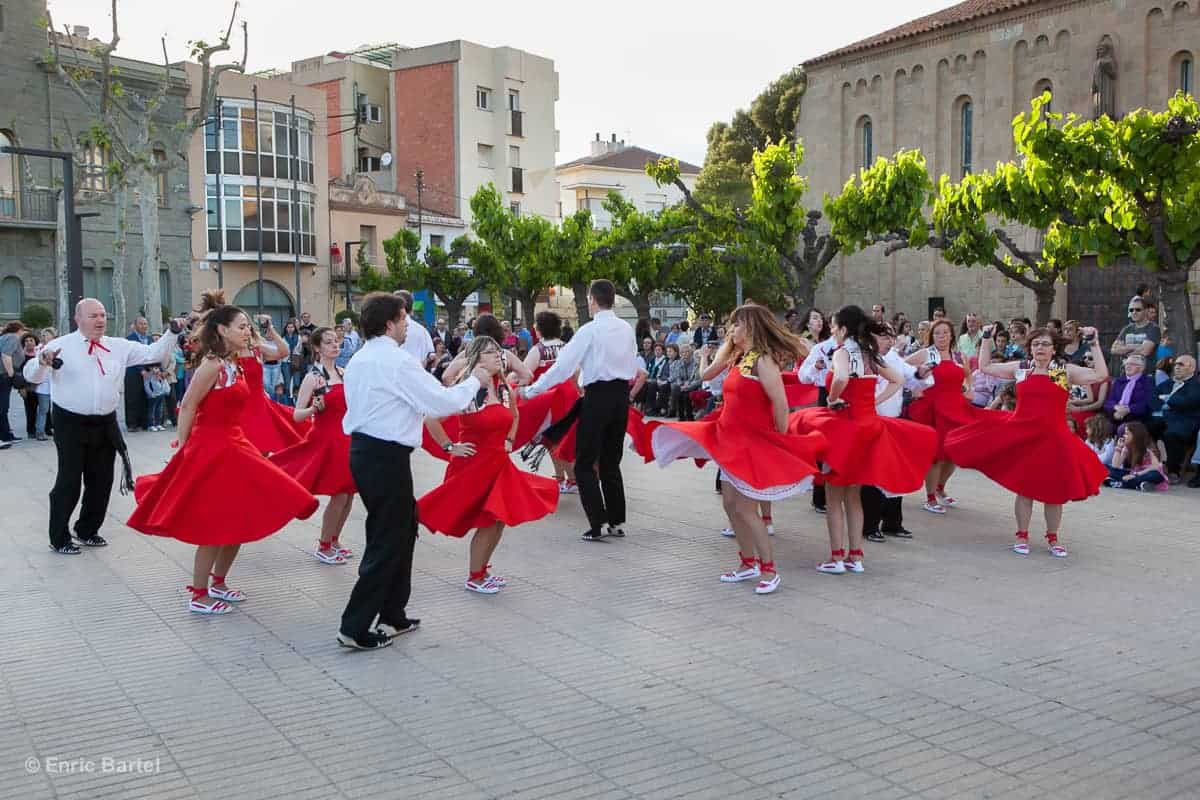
[127,303,318,614]
[651,304,826,594]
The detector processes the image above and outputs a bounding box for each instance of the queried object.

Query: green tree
[469,185,557,326]
[695,67,806,210]
[1013,93,1200,352]
[360,228,495,330]
[548,208,598,324]
[651,142,851,309]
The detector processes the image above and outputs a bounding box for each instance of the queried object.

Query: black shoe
[883,528,914,539]
[1188,476,1200,488]
[76,535,108,547]
[813,505,827,514]
[581,529,605,542]
[375,618,420,639]
[50,543,81,555]
[337,631,393,650]
[865,530,886,542]
[0,442,11,450]
[605,525,626,538]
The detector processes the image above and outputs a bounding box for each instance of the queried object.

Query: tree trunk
[630,293,652,322]
[570,280,591,325]
[1158,266,1197,358]
[111,181,129,332]
[137,170,163,323]
[517,290,538,329]
[54,192,69,333]
[789,267,817,311]
[1033,285,1056,326]
[444,300,464,332]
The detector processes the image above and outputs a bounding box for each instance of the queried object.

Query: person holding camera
[23,298,180,554]
[944,324,1109,558]
[270,326,357,565]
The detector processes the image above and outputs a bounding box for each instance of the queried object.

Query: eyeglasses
[1128,307,1143,312]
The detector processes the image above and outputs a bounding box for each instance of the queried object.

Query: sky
[45,0,955,167]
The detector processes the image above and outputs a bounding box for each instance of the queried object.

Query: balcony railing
[509,109,523,137]
[510,167,524,194]
[0,189,58,223]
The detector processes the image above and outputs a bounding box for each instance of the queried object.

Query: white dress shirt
[877,349,924,418]
[524,309,637,398]
[799,338,837,386]
[401,320,435,367]
[342,336,480,447]
[23,330,175,416]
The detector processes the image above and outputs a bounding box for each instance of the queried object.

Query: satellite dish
[380,152,393,167]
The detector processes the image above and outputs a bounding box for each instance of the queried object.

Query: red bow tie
[87,339,110,355]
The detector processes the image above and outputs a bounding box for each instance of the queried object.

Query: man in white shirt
[23,298,179,554]
[395,289,435,368]
[524,280,638,541]
[862,324,927,542]
[337,292,498,651]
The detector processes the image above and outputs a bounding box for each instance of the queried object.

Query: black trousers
[124,369,147,429]
[341,434,417,638]
[576,380,629,532]
[0,374,14,440]
[812,386,829,510]
[48,406,118,548]
[1164,430,1198,474]
[23,390,38,436]
[861,485,904,534]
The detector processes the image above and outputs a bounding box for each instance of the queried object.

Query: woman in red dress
[419,336,559,594]
[651,304,825,594]
[269,326,356,565]
[905,319,980,513]
[944,325,1108,558]
[127,304,319,614]
[790,306,938,574]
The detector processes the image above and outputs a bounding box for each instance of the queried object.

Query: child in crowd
[143,366,171,432]
[1084,415,1116,465]
[1106,421,1167,491]
[272,382,294,407]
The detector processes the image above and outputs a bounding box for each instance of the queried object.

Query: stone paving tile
[4,412,1200,799]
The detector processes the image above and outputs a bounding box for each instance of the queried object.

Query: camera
[309,365,328,397]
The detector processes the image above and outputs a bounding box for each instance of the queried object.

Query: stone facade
[0,0,193,328]
[797,0,1200,325]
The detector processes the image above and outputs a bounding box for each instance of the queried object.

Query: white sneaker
[720,563,761,583]
[766,523,775,536]
[922,501,947,514]
[465,576,501,594]
[755,573,781,594]
[844,560,865,574]
[816,560,846,574]
[720,527,736,538]
[313,547,346,565]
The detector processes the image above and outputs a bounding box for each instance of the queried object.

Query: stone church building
[797,0,1198,339]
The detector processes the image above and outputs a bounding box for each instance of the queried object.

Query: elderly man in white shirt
[337,292,499,651]
[23,298,179,554]
[862,324,931,542]
[523,279,638,542]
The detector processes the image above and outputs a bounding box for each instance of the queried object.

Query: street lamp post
[343,240,363,313]
[0,145,83,328]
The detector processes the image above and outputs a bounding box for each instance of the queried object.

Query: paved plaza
[2,414,1200,800]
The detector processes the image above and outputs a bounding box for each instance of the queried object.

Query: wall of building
[796,0,1200,323]
[557,165,697,227]
[185,64,332,324]
[392,61,459,217]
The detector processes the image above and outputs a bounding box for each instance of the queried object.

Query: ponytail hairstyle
[190,304,249,369]
[832,304,885,369]
[457,335,506,407]
[197,288,227,315]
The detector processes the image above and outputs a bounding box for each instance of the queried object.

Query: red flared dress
[128,361,319,545]
[650,352,825,500]
[788,346,938,493]
[907,351,983,461]
[268,383,355,496]
[421,380,578,462]
[944,368,1107,504]
[417,402,559,536]
[238,355,308,455]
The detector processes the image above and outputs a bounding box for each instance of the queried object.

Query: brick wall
[393,62,457,217]
[311,79,343,180]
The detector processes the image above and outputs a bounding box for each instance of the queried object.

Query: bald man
[24,300,180,554]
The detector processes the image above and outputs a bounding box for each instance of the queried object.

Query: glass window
[240,111,257,152]
[862,120,873,168]
[233,281,294,331]
[258,120,273,154]
[1183,57,1194,95]
[159,268,172,315]
[476,87,491,110]
[960,101,974,177]
[0,131,15,217]
[0,276,23,314]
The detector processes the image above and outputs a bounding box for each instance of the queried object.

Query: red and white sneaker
[187,586,232,615]
[559,480,579,495]
[844,550,865,573]
[922,501,947,514]
[332,539,354,559]
[755,563,780,594]
[1013,538,1030,556]
[720,554,761,583]
[314,546,346,565]
[937,493,958,507]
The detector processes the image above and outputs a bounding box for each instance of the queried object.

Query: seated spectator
[428,338,452,380]
[972,349,1013,407]
[1154,355,1173,386]
[500,321,519,350]
[671,344,702,421]
[1106,421,1167,491]
[1085,415,1116,465]
[1105,353,1156,426]
[1154,354,1200,482]
[1067,350,1110,437]
[987,382,1018,411]
[272,382,293,407]
[640,343,670,414]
